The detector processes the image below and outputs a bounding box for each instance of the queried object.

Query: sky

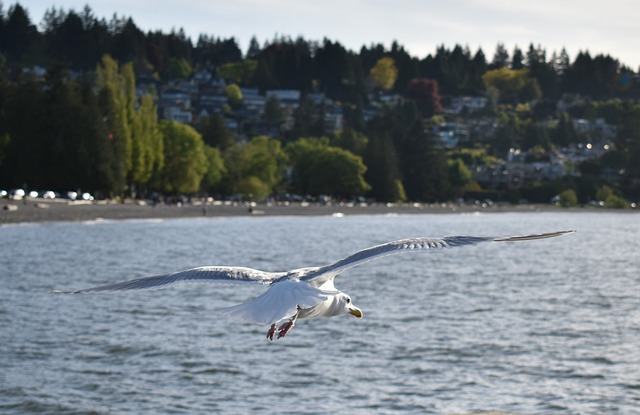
[20,0,640,70]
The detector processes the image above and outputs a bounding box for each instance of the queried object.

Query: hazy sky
[22,0,640,69]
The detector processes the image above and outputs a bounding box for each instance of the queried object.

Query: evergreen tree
[490,43,510,69]
[511,46,524,69]
[1,3,39,62]
[364,117,405,202]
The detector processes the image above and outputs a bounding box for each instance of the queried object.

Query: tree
[482,67,541,104]
[1,4,38,61]
[165,57,192,80]
[286,138,370,197]
[246,36,261,59]
[331,127,368,155]
[201,145,226,192]
[397,116,450,201]
[225,83,243,109]
[448,158,472,196]
[155,120,207,193]
[559,189,578,207]
[490,43,509,69]
[550,113,578,146]
[369,56,398,91]
[222,136,286,199]
[363,121,405,202]
[96,55,134,193]
[264,95,284,125]
[130,94,164,188]
[511,46,524,69]
[405,78,443,117]
[196,113,234,149]
[219,60,257,84]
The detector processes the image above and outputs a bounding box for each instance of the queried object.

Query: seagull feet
[277,320,295,339]
[266,323,277,341]
[267,306,301,340]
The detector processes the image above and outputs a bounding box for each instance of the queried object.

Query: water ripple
[1,212,639,414]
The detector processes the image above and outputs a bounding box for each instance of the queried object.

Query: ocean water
[0,212,638,414]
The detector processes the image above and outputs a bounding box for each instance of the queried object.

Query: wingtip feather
[494,229,576,242]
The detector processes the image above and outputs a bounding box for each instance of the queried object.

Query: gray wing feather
[52,266,284,294]
[301,230,575,284]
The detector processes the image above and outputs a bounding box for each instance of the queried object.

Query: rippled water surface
[1,212,639,414]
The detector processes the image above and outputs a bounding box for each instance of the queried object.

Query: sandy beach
[0,197,609,225]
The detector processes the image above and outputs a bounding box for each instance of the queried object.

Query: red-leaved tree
[405,78,443,117]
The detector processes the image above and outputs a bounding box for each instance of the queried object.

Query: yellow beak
[349,306,363,318]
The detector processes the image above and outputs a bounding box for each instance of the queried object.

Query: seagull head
[341,293,363,319]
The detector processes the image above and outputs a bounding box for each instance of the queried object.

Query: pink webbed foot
[277,320,295,339]
[266,323,277,341]
[268,305,302,340]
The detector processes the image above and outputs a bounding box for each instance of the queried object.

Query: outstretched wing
[301,230,575,285]
[52,266,285,294]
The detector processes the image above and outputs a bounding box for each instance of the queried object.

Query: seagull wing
[301,230,575,285]
[52,266,285,294]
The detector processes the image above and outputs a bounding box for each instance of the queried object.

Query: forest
[0,3,639,205]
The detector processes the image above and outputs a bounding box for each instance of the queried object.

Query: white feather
[215,279,335,325]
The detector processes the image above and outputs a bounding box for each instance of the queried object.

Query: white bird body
[53,230,575,339]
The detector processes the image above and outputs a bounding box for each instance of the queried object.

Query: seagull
[53,230,574,340]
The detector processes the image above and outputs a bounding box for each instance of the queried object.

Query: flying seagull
[53,230,574,340]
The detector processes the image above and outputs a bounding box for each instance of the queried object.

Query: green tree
[331,127,368,155]
[225,83,243,109]
[448,158,472,196]
[165,57,192,80]
[196,113,234,149]
[201,145,226,192]
[363,129,405,202]
[286,138,370,197]
[156,120,207,193]
[1,4,39,62]
[550,113,578,146]
[130,94,164,188]
[97,55,134,193]
[264,95,284,125]
[605,194,627,208]
[219,60,257,84]
[596,185,613,201]
[222,136,286,199]
[490,43,509,69]
[559,189,578,207]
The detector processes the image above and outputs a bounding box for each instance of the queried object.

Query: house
[572,118,617,140]
[446,96,488,114]
[241,88,266,121]
[266,90,300,109]
[160,89,191,109]
[432,122,469,148]
[163,106,193,123]
[324,104,344,131]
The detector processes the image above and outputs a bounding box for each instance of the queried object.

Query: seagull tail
[494,229,576,242]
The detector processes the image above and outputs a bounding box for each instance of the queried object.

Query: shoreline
[1,198,633,225]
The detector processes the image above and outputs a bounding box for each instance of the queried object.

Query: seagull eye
[346,298,351,304]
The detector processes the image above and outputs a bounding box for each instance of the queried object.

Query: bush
[559,189,578,207]
[605,194,627,209]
